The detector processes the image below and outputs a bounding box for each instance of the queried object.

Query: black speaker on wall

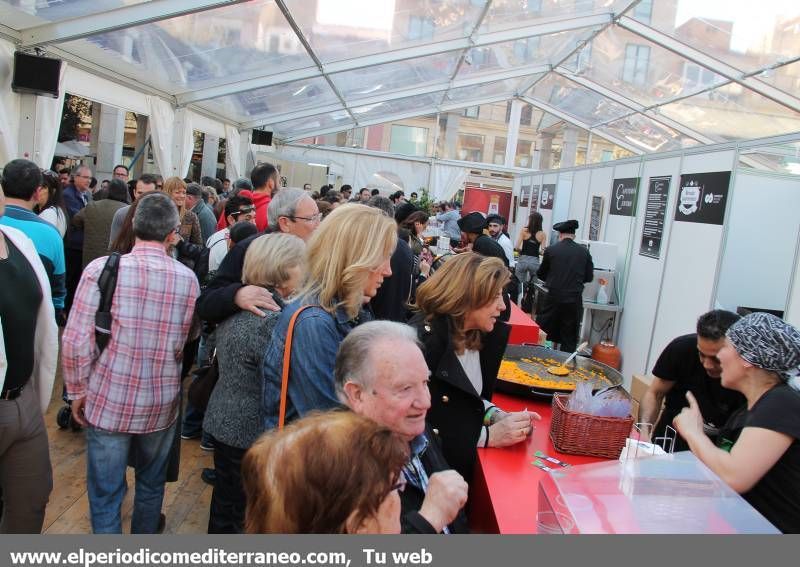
[12,51,62,98]
[251,130,273,146]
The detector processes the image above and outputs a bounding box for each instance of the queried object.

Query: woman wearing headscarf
[673,312,800,533]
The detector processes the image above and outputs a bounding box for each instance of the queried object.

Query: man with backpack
[62,193,199,533]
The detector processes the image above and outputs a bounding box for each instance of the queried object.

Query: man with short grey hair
[335,321,469,534]
[197,188,320,324]
[62,192,199,534]
[63,164,93,311]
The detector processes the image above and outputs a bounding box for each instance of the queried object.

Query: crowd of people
[1,156,799,535]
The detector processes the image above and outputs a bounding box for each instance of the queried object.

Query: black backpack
[95,252,121,353]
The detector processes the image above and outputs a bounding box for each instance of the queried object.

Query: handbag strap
[278,304,318,429]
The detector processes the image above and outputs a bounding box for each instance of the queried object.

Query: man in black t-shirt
[640,309,745,451]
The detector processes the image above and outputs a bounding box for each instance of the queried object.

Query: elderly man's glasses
[291,213,323,223]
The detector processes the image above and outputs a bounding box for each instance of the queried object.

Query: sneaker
[201,468,216,486]
[199,439,215,451]
[180,431,201,440]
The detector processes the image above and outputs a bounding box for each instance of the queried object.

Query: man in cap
[535,219,593,353]
[457,212,511,321]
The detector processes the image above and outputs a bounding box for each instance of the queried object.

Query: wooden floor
[42,370,214,534]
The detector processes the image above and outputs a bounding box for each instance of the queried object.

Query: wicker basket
[549,393,635,459]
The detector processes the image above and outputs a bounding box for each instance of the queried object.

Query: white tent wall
[429,163,467,204]
[787,253,800,328]
[715,170,800,316]
[224,124,242,181]
[604,160,642,301]
[553,172,573,228]
[615,156,682,384]
[645,150,736,381]
[568,169,592,234]
[0,38,20,166]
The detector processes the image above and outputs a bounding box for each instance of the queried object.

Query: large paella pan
[495,344,624,399]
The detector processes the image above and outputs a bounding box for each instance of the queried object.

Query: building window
[457,133,484,162]
[515,140,533,167]
[390,125,428,156]
[514,37,540,61]
[493,136,507,165]
[462,106,480,119]
[571,40,592,72]
[634,0,653,24]
[623,44,650,86]
[526,0,543,13]
[683,63,717,90]
[506,102,534,126]
[408,16,435,41]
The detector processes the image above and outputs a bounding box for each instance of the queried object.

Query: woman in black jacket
[409,252,539,482]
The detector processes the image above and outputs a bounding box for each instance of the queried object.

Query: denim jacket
[260,295,371,429]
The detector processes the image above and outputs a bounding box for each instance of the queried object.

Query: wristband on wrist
[483,406,500,426]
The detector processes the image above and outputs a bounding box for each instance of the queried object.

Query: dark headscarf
[726,312,800,389]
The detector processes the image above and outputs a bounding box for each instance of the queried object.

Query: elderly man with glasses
[63,164,93,312]
[335,320,470,534]
[196,188,320,324]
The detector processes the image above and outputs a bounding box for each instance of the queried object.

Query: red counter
[508,302,540,345]
[468,392,608,534]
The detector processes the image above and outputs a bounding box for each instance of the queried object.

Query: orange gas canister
[591,341,621,370]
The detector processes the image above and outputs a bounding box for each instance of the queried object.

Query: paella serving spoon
[546,341,589,376]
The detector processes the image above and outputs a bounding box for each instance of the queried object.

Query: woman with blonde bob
[162,177,202,245]
[243,411,408,534]
[409,252,540,481]
[204,232,306,533]
[260,204,396,429]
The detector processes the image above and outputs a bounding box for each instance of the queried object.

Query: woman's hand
[673,391,705,439]
[488,410,541,447]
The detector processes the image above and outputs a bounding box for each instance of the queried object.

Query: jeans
[86,422,175,534]
[207,437,247,534]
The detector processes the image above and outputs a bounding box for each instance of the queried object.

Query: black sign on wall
[610,177,640,216]
[540,183,555,210]
[673,171,731,225]
[530,185,540,211]
[520,185,531,208]
[639,176,671,259]
[589,196,603,241]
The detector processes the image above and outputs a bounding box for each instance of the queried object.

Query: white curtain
[147,95,174,178]
[33,61,68,169]
[430,163,467,202]
[224,123,241,180]
[0,39,20,165]
[147,97,194,178]
[173,108,193,178]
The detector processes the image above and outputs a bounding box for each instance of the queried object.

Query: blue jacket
[0,205,66,311]
[260,296,371,429]
[63,184,88,250]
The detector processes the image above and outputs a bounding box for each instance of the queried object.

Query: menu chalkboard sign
[639,176,671,259]
[610,177,639,216]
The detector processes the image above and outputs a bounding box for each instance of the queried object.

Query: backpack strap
[95,252,121,353]
[278,304,319,429]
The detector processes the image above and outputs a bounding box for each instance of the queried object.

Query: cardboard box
[629,374,654,404]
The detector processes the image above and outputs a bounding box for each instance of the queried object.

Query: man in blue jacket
[63,164,92,313]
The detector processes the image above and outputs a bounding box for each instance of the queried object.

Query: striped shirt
[62,241,199,433]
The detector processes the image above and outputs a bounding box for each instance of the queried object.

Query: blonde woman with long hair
[410,252,540,482]
[260,204,396,429]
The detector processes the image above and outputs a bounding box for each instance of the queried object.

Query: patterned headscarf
[726,312,800,390]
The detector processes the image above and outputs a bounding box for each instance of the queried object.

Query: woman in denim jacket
[260,204,397,429]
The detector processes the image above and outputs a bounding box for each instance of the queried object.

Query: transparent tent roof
[1,0,798,159]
